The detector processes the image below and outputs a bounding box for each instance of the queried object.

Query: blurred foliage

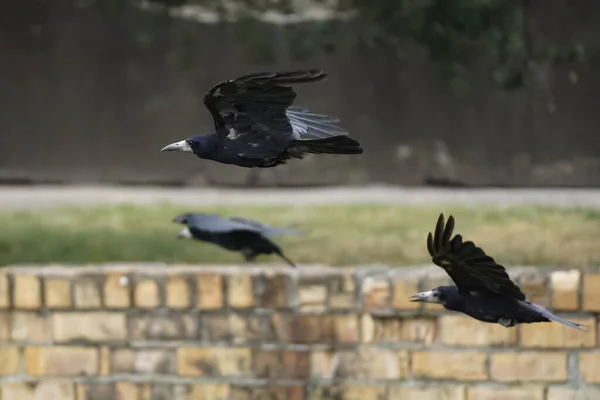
[79,0,587,92]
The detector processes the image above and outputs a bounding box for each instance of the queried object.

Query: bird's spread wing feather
[286,107,348,140]
[427,213,526,300]
[186,214,265,234]
[182,213,296,235]
[203,70,328,159]
[228,217,300,236]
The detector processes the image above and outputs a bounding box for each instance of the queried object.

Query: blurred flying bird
[173,212,298,267]
[409,213,586,331]
[160,69,363,167]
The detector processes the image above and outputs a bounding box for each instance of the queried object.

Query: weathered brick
[412,351,488,381]
[273,314,334,343]
[466,386,544,400]
[115,382,151,400]
[100,347,110,375]
[14,274,41,309]
[227,274,253,309]
[254,350,310,379]
[362,274,390,311]
[389,385,466,400]
[328,273,356,309]
[547,386,600,400]
[11,312,51,343]
[518,271,549,307]
[206,313,278,344]
[103,273,130,308]
[440,315,516,346]
[342,385,387,400]
[550,269,580,310]
[521,317,595,348]
[258,273,288,308]
[73,277,102,308]
[333,315,359,343]
[298,284,327,311]
[166,275,190,309]
[362,315,437,344]
[1,381,76,400]
[583,273,600,312]
[310,351,333,379]
[0,347,21,375]
[188,384,230,400]
[0,313,9,340]
[204,314,231,342]
[231,386,304,400]
[44,278,71,308]
[197,274,224,309]
[327,348,409,380]
[177,347,251,377]
[78,383,115,400]
[228,314,277,344]
[111,348,175,374]
[392,277,420,310]
[129,313,199,340]
[0,272,9,308]
[206,314,277,344]
[580,352,600,383]
[25,346,97,376]
[54,312,126,342]
[134,279,160,308]
[490,351,567,382]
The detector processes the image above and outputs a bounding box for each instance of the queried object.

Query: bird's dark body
[438,286,548,326]
[188,227,283,261]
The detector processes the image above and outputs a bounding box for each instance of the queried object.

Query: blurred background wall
[2,0,600,188]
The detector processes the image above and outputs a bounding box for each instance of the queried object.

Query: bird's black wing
[229,217,300,236]
[203,70,327,159]
[185,213,265,234]
[427,213,526,300]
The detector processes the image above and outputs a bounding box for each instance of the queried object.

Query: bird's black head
[172,212,196,239]
[173,212,193,225]
[409,286,448,305]
[160,135,207,155]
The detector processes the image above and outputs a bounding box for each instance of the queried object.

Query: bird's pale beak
[177,227,193,239]
[409,290,440,303]
[161,140,192,152]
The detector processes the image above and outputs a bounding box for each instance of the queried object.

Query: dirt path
[0,184,599,210]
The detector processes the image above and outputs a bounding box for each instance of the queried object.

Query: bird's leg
[241,247,257,263]
[498,318,517,328]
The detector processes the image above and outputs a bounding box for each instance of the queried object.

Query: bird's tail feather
[275,250,296,268]
[530,303,587,331]
[295,136,363,155]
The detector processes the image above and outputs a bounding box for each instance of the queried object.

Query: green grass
[0,203,599,267]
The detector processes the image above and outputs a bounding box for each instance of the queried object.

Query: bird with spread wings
[161,70,363,168]
[409,213,585,331]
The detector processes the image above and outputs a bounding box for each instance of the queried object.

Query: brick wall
[0,264,598,399]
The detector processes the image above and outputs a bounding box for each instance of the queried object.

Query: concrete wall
[0,263,598,399]
[2,1,600,187]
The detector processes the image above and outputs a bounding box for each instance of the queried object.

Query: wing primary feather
[433,213,445,253]
[427,232,434,257]
[442,215,455,247]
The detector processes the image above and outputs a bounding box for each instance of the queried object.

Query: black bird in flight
[160,70,363,167]
[409,213,586,331]
[173,212,298,267]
